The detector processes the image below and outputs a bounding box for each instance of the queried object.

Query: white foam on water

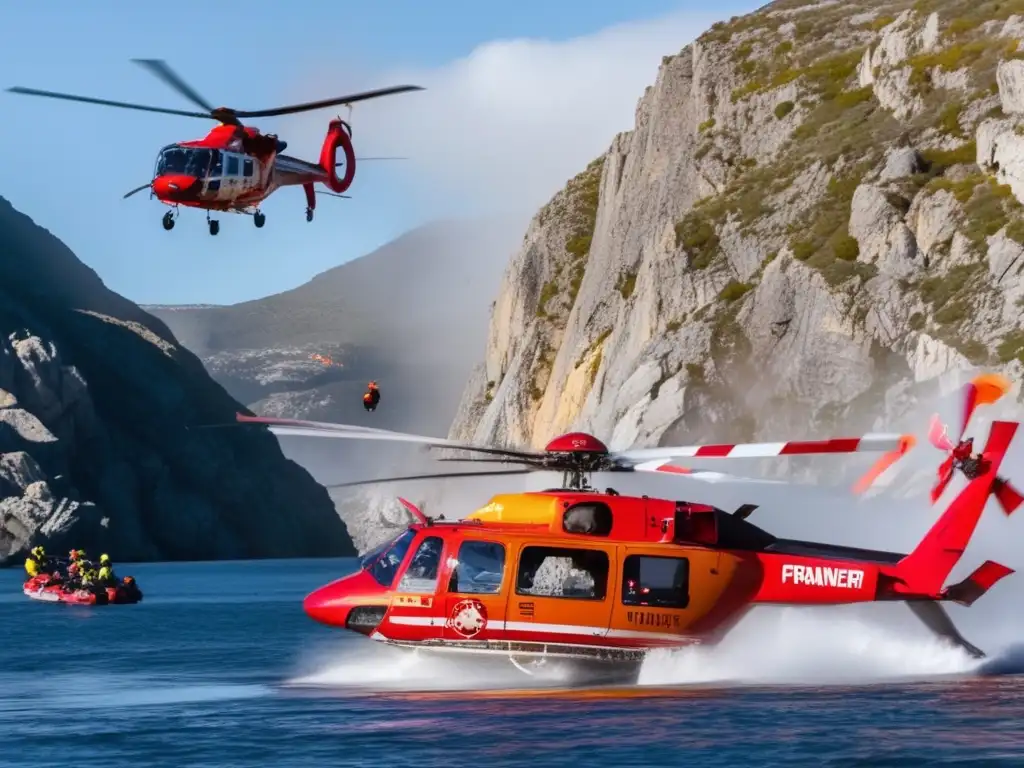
[637,607,983,687]
[286,641,575,691]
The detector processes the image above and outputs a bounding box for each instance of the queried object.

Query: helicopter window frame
[225,154,240,177]
[362,528,417,588]
[447,540,506,595]
[620,554,690,610]
[396,535,445,594]
[514,545,609,602]
[209,150,224,179]
[243,157,254,178]
[562,502,613,537]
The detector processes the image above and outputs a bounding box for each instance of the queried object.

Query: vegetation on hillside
[673,0,1024,369]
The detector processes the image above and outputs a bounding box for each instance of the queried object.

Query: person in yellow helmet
[24,545,46,578]
[96,554,118,587]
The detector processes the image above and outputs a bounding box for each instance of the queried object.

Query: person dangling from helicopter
[363,381,380,412]
[950,436,986,479]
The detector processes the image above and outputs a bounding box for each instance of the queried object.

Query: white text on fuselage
[781,563,864,589]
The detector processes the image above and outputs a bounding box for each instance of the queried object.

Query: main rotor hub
[544,433,609,454]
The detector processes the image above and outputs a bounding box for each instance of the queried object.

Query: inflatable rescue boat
[23,574,143,605]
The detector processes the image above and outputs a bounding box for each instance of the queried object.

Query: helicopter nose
[152,174,198,198]
[303,569,387,628]
[303,578,358,627]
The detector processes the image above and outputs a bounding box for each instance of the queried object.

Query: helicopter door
[222,153,242,198]
[241,156,256,191]
[610,545,694,643]
[441,539,510,642]
[505,542,615,645]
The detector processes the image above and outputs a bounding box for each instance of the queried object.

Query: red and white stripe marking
[383,615,688,643]
[619,433,913,462]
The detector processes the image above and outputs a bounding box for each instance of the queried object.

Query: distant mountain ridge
[141,304,225,311]
[146,216,524,550]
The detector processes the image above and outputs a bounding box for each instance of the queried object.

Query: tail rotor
[854,372,1022,511]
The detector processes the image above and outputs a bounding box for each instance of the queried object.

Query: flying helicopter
[6,59,422,235]
[231,413,1019,682]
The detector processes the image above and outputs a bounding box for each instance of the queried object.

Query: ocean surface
[4,558,1024,767]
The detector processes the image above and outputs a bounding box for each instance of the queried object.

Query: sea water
[3,558,1024,767]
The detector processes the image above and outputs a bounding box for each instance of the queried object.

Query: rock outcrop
[0,195,354,564]
[450,0,1024,482]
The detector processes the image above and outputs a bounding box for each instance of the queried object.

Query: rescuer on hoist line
[363,381,380,412]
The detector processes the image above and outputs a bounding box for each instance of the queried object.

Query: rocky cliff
[450,0,1024,475]
[0,195,354,564]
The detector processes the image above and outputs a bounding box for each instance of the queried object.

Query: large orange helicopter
[234,413,1020,682]
[7,60,421,235]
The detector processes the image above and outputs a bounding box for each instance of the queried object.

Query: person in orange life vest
[363,381,380,412]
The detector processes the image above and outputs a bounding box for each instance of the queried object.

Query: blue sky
[0,0,757,305]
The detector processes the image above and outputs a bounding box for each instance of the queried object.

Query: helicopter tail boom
[886,420,1016,597]
[748,421,1017,614]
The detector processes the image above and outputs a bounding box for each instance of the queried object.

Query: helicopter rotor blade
[131,59,217,114]
[6,86,210,119]
[234,85,424,119]
[325,468,535,490]
[233,413,547,461]
[436,456,551,469]
[123,182,153,199]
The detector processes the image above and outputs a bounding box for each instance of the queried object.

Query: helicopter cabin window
[225,154,240,177]
[562,502,613,536]
[621,555,689,610]
[243,158,254,178]
[362,528,417,588]
[155,146,214,179]
[397,536,444,593]
[209,151,223,178]
[447,541,506,595]
[515,545,609,600]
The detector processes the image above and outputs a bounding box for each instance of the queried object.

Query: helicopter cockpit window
[362,528,416,588]
[155,146,214,178]
[397,536,444,593]
[448,541,506,595]
[621,554,690,609]
[515,545,608,600]
[562,503,613,536]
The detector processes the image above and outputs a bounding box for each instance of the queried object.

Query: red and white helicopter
[7,59,421,235]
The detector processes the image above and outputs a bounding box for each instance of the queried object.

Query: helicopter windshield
[360,529,417,588]
[154,145,219,178]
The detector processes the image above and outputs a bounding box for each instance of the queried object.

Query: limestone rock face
[0,196,354,565]
[447,0,1024,493]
